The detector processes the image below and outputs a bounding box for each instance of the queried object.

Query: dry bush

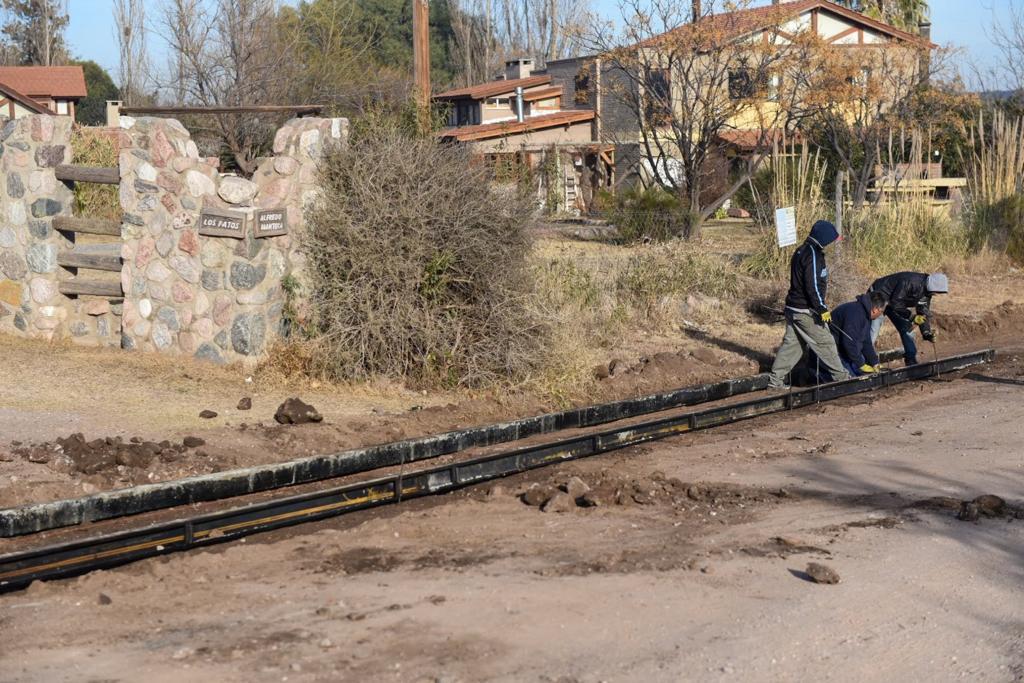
[71,127,121,220]
[302,124,546,388]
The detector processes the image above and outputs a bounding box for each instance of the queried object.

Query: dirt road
[2,351,1022,682]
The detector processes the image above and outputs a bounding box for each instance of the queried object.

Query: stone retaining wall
[0,113,347,364]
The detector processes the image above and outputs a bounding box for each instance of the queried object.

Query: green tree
[72,60,119,126]
[1,0,69,65]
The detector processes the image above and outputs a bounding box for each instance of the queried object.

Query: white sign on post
[775,206,797,248]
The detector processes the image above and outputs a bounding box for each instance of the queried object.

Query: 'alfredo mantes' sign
[198,208,246,238]
[255,208,288,238]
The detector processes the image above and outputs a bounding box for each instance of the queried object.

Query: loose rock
[274,398,323,425]
[183,436,205,448]
[973,494,1006,517]
[541,491,576,513]
[805,562,841,585]
[521,483,558,507]
[199,410,218,419]
[237,396,252,410]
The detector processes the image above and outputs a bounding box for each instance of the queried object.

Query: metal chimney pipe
[515,86,525,123]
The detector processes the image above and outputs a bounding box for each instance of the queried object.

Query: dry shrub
[71,127,120,220]
[303,123,545,388]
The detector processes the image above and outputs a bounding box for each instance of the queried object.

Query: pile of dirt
[935,301,1024,342]
[592,349,759,395]
[515,469,792,516]
[11,433,208,477]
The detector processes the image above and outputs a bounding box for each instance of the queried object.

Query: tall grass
[844,195,967,276]
[964,109,1024,262]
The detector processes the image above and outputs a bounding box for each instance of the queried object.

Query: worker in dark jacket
[869,272,948,365]
[768,220,850,389]
[808,291,888,381]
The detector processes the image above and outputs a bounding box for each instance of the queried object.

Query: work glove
[913,314,927,325]
[860,364,877,374]
[819,310,832,324]
[922,330,936,342]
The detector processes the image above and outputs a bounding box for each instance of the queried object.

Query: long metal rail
[0,349,992,592]
[0,349,910,538]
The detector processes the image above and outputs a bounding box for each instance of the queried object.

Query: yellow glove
[913,314,927,325]
[820,310,832,324]
[860,364,877,374]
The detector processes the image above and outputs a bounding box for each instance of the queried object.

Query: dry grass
[71,127,121,221]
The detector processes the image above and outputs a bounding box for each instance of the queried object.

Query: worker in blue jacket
[768,220,850,389]
[808,291,888,381]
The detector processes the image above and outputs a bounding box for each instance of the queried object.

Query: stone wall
[0,115,120,344]
[117,116,346,364]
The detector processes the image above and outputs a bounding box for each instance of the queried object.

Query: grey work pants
[768,309,851,388]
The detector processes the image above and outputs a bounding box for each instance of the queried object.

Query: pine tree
[1,0,69,65]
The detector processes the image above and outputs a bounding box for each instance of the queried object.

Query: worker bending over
[868,272,948,365]
[808,291,888,381]
[768,220,850,390]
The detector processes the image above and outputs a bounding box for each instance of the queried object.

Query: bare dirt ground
[2,347,1023,682]
[1,240,1023,681]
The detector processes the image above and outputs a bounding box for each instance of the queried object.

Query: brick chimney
[505,58,534,81]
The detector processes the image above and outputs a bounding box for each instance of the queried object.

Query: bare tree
[984,1,1024,94]
[586,0,822,239]
[114,0,148,105]
[447,0,590,79]
[156,0,298,173]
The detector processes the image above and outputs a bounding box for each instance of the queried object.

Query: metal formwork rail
[0,349,911,538]
[0,349,992,592]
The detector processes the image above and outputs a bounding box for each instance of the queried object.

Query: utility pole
[413,0,431,130]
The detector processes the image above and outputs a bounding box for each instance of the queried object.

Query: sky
[65,0,1019,90]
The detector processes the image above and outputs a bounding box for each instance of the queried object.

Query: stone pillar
[117,115,347,364]
[0,115,75,340]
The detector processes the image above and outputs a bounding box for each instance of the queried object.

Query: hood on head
[808,220,839,248]
[926,272,949,293]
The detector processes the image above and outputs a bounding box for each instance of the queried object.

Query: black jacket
[830,294,880,368]
[869,271,933,335]
[784,221,839,315]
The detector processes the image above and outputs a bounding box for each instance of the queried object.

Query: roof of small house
[0,66,88,99]
[437,109,595,142]
[434,75,552,101]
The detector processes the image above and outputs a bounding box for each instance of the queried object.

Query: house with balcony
[434,58,614,214]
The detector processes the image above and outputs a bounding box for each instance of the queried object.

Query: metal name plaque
[198,208,247,238]
[255,208,288,238]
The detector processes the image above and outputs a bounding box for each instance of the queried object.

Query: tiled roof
[434,75,552,101]
[640,0,933,49]
[0,66,88,98]
[438,110,595,142]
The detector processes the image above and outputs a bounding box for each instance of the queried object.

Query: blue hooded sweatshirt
[830,293,880,370]
[784,220,840,315]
